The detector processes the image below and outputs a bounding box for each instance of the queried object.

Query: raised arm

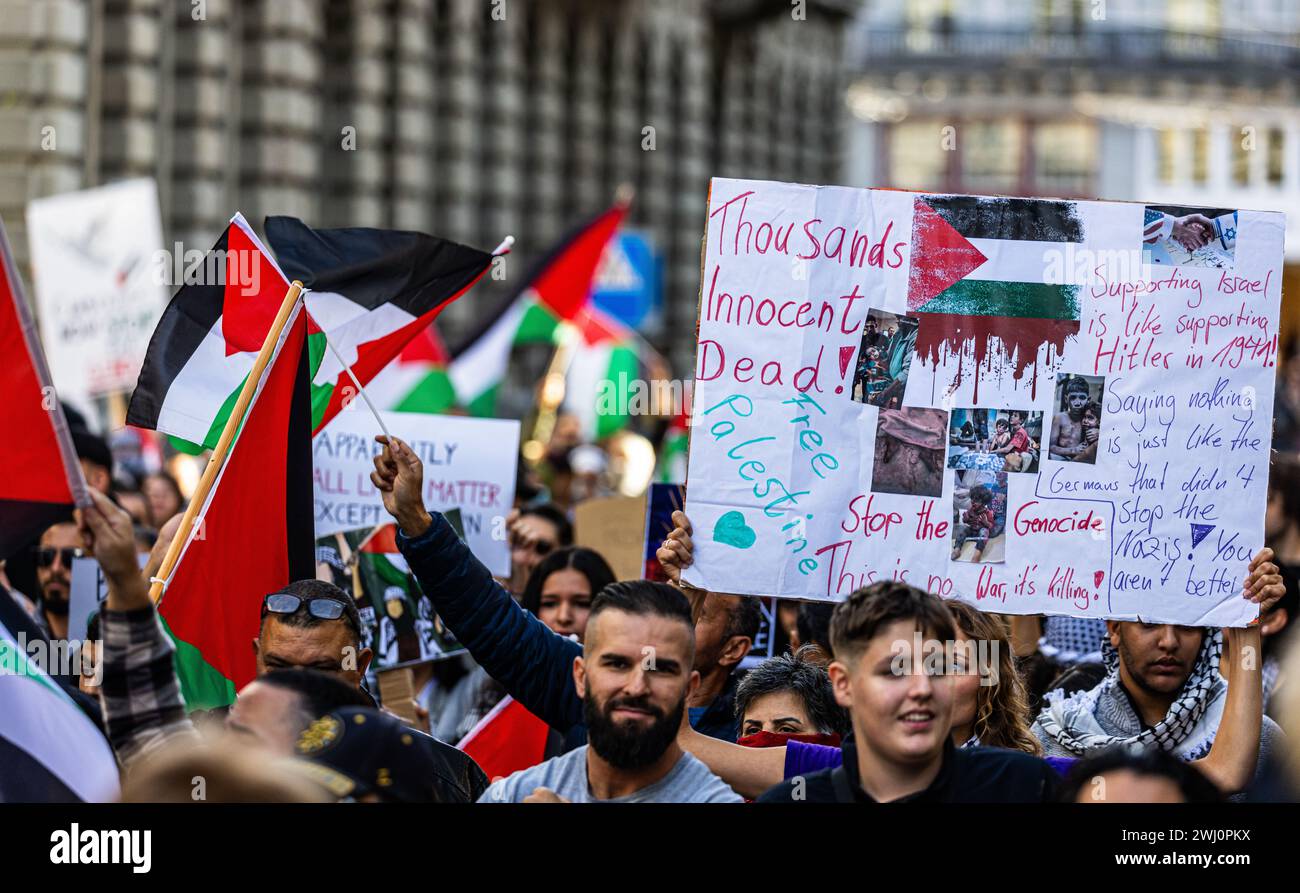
[677,711,787,799]
[78,489,197,766]
[372,435,584,733]
[1192,548,1283,794]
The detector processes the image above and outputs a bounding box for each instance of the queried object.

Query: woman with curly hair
[944,600,1041,755]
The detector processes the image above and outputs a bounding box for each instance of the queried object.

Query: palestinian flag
[126,214,295,451]
[457,695,550,782]
[907,195,1086,401]
[0,616,120,801]
[563,308,642,440]
[158,301,315,709]
[363,323,457,414]
[265,216,497,432]
[0,215,88,559]
[448,199,628,416]
[656,407,690,484]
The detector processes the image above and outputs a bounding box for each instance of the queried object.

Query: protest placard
[68,557,107,645]
[681,178,1283,626]
[313,409,519,576]
[643,482,686,583]
[25,178,169,416]
[575,494,647,582]
[315,524,464,671]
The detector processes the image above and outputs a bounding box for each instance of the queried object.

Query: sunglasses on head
[262,593,359,632]
[34,547,84,568]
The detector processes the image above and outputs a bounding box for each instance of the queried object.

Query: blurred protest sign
[682,178,1284,627]
[313,410,519,576]
[643,482,685,582]
[25,178,168,418]
[68,557,106,645]
[375,666,428,731]
[69,552,147,643]
[575,494,646,582]
[315,523,464,670]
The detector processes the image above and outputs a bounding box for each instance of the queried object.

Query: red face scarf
[736,730,842,749]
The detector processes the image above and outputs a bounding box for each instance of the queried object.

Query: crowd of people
[4,404,1299,807]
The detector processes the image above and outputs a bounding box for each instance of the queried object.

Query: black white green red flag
[0,215,88,560]
[447,200,630,421]
[265,216,498,432]
[156,300,315,709]
[126,214,296,450]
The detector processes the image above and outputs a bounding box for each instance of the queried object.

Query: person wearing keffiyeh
[1032,550,1286,795]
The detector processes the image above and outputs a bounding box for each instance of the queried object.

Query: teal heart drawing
[713,510,756,550]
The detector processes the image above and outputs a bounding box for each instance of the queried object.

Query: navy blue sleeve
[396,512,584,733]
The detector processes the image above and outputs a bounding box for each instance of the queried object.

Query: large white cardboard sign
[682,178,1283,626]
[313,410,519,576]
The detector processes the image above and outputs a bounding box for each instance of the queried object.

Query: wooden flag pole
[148,280,305,603]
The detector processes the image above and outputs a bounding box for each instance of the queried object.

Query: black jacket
[757,738,1059,803]
[415,729,490,803]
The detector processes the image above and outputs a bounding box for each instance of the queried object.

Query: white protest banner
[68,557,107,645]
[313,409,519,576]
[25,178,169,414]
[69,554,146,643]
[682,178,1283,627]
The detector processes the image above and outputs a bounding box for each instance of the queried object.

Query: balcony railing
[849,25,1300,72]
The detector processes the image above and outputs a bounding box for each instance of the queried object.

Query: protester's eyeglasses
[34,547,84,568]
[261,593,359,633]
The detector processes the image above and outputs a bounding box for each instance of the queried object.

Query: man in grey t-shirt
[480,744,739,803]
[478,580,741,804]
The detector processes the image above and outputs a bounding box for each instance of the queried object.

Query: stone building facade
[1,0,858,372]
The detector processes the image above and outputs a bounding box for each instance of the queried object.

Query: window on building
[888,120,949,191]
[1233,126,1252,186]
[1036,0,1088,35]
[1157,129,1177,184]
[961,120,1024,193]
[907,0,953,32]
[1268,128,1285,185]
[1191,127,1208,184]
[1168,0,1221,36]
[1033,121,1096,195]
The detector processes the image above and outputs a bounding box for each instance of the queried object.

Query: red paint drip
[914,314,1079,404]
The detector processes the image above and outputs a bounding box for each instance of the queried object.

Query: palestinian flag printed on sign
[265,216,496,432]
[0,216,89,559]
[126,214,294,451]
[314,524,462,671]
[448,201,628,417]
[158,301,315,710]
[907,195,1086,402]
